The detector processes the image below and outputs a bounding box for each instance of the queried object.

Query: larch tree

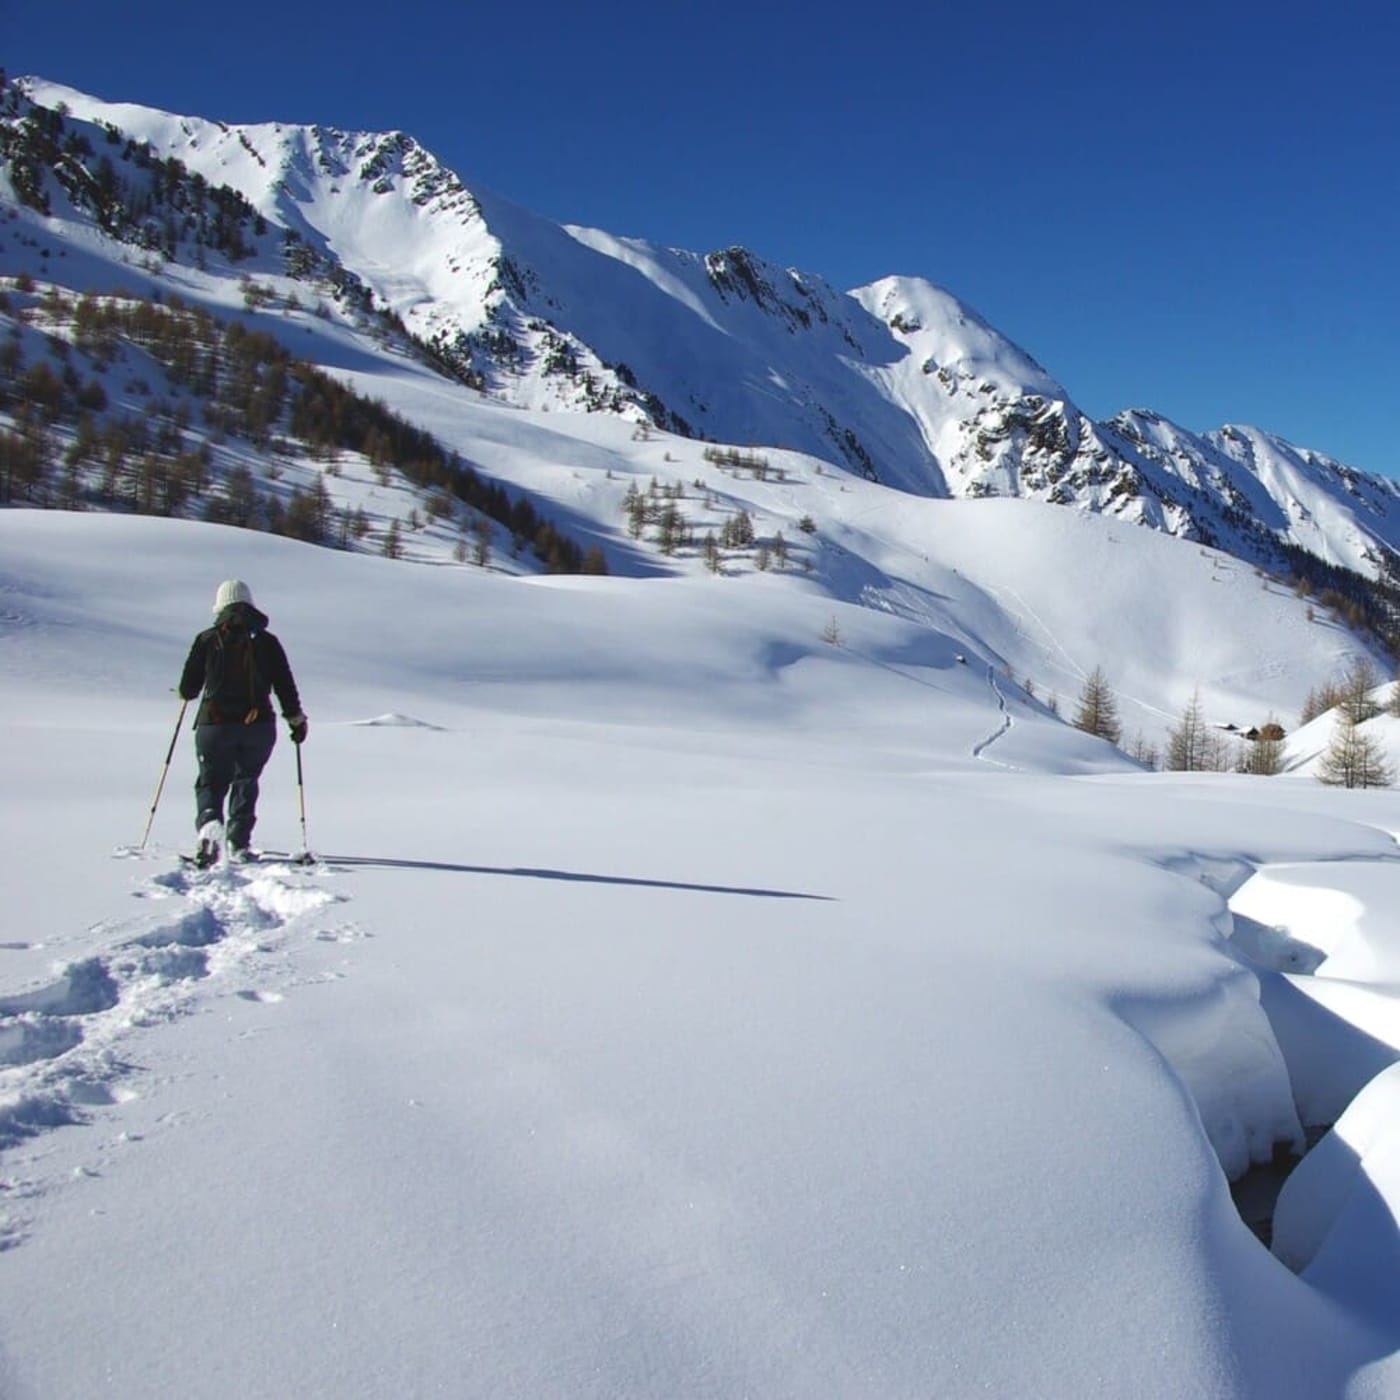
[1318,710,1394,789]
[1165,689,1227,772]
[1072,666,1122,746]
[1339,656,1382,725]
[1238,715,1286,776]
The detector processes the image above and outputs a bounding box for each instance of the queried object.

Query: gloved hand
[288,713,309,745]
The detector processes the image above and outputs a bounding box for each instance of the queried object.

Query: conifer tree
[622,481,645,540]
[1165,689,1225,771]
[1318,710,1394,789]
[656,502,685,555]
[703,532,721,574]
[1301,681,1343,725]
[1339,657,1382,725]
[472,515,492,567]
[1072,667,1121,746]
[1237,716,1285,776]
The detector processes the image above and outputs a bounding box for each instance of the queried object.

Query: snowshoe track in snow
[0,856,342,1237]
[0,1018,84,1071]
[0,958,120,1018]
[972,665,1014,764]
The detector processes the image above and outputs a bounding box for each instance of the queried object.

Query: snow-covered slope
[3,510,1400,1396]
[12,75,1400,587]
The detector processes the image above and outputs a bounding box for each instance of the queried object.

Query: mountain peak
[853,274,1065,403]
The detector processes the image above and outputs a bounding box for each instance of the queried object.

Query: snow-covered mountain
[10,75,1400,591]
[8,74,1400,1398]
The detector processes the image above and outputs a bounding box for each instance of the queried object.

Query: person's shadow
[314,855,834,902]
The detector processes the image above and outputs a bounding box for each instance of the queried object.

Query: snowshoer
[178,580,307,866]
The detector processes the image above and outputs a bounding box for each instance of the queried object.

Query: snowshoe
[189,820,225,870]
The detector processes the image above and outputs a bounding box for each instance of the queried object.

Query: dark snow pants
[194,721,277,850]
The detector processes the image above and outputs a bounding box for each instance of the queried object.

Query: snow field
[2,512,1400,1394]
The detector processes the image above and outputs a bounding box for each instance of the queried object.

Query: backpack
[203,615,268,724]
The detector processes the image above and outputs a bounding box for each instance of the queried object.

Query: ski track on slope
[0,857,343,1247]
[991,582,1086,692]
[988,582,1177,726]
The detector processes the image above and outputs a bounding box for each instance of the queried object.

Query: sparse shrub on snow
[1127,732,1160,770]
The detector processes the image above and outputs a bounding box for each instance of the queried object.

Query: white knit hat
[213,579,253,613]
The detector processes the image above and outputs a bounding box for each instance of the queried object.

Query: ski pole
[140,697,189,851]
[295,740,312,861]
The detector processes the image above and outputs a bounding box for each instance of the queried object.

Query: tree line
[1065,658,1395,786]
[1,284,604,574]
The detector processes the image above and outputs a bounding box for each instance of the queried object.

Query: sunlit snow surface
[2,512,1400,1398]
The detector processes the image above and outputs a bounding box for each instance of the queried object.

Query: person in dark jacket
[179,579,307,866]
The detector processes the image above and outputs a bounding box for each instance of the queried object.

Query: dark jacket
[179,601,302,727]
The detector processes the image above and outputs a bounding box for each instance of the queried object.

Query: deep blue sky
[7,0,1398,475]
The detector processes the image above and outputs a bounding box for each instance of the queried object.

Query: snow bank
[1116,962,1303,1180]
[1273,1063,1400,1327]
[1229,862,1400,1126]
